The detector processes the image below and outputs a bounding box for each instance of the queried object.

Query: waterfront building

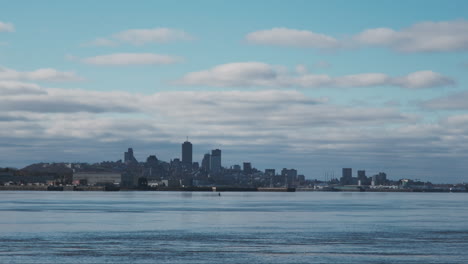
[281,168,298,186]
[210,149,221,173]
[243,162,252,174]
[372,172,387,186]
[357,170,368,185]
[182,141,192,165]
[201,153,211,171]
[124,148,137,164]
[232,165,241,171]
[265,169,275,177]
[340,168,352,185]
[73,172,122,186]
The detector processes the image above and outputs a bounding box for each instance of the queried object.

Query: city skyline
[2,1,468,183]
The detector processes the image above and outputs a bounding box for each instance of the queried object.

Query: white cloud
[392,71,455,89]
[85,27,193,46]
[113,27,192,45]
[245,27,339,49]
[0,66,83,82]
[354,20,468,52]
[0,81,45,95]
[81,53,182,66]
[0,21,14,32]
[421,91,468,110]
[174,62,454,89]
[246,20,468,53]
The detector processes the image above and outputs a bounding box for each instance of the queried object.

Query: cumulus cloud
[421,91,468,110]
[174,62,454,89]
[81,53,182,66]
[354,20,468,52]
[246,27,339,49]
[0,88,141,113]
[246,20,468,53]
[392,71,455,89]
[85,27,193,46]
[0,81,45,95]
[0,87,416,153]
[0,21,14,32]
[0,66,83,82]
[113,28,192,45]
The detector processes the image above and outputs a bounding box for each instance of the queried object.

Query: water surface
[1,191,467,263]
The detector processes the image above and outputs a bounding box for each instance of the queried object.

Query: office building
[243,162,252,174]
[202,153,211,171]
[182,141,193,165]
[340,168,352,185]
[124,148,137,164]
[210,149,221,173]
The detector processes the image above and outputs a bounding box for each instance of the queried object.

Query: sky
[1,0,468,183]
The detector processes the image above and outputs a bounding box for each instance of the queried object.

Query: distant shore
[0,185,466,193]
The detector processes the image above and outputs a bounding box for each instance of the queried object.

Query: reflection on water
[0,191,467,263]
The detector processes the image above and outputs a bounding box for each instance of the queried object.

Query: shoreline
[0,185,465,193]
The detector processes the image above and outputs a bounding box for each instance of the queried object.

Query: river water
[0,191,467,263]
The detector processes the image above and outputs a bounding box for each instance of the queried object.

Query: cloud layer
[85,27,193,46]
[421,91,468,110]
[246,20,468,52]
[81,53,182,66]
[174,62,454,89]
[2,82,468,182]
[246,28,339,49]
[0,66,83,82]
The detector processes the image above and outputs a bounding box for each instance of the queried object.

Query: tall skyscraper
[265,169,275,176]
[243,162,252,174]
[282,168,298,186]
[210,149,221,173]
[340,168,352,185]
[124,148,137,164]
[182,140,192,165]
[357,170,367,184]
[202,153,211,171]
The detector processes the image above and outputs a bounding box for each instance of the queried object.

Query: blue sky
[1,0,468,183]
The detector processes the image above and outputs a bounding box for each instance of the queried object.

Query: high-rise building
[202,153,211,171]
[210,149,221,173]
[265,169,275,176]
[372,172,387,186]
[124,148,137,164]
[340,168,352,185]
[281,168,298,186]
[182,141,192,165]
[243,162,252,174]
[357,170,366,178]
[357,170,368,185]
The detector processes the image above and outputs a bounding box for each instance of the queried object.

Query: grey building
[243,162,252,174]
[201,153,211,171]
[340,168,352,185]
[182,141,192,165]
[124,148,137,164]
[210,149,221,173]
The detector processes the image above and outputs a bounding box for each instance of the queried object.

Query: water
[0,191,467,263]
